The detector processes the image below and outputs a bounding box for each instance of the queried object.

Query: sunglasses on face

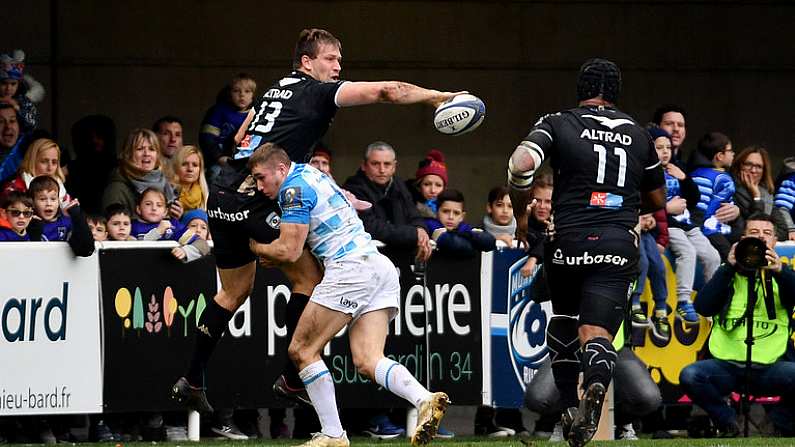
[7,209,33,218]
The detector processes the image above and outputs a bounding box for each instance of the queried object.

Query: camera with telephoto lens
[734,237,768,272]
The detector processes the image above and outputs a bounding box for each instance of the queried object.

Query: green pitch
[62,437,795,447]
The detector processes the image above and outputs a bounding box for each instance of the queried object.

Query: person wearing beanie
[0,49,40,132]
[411,149,448,218]
[653,125,720,328]
[309,143,333,175]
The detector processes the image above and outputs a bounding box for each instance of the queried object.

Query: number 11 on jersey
[594,144,627,187]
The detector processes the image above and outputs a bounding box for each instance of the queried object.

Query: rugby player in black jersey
[507,58,665,447]
[172,28,462,415]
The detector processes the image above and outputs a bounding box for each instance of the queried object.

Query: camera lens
[735,237,768,272]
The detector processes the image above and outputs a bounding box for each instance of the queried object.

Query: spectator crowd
[1,47,795,443]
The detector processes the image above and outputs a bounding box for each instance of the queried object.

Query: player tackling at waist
[248,143,450,447]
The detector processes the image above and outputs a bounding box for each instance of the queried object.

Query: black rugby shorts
[544,226,639,335]
[207,168,281,269]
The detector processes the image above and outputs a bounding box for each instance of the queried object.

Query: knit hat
[0,50,25,81]
[647,127,672,144]
[415,149,448,185]
[181,209,208,226]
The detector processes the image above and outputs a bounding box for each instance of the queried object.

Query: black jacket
[342,170,427,250]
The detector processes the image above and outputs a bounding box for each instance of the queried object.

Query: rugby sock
[186,298,233,386]
[547,316,581,409]
[374,358,432,408]
[283,293,310,389]
[299,360,344,438]
[580,337,618,391]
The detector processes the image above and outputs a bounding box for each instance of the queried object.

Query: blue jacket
[425,219,496,257]
[690,167,735,236]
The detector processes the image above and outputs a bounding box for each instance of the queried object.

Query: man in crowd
[507,58,665,446]
[248,144,449,447]
[679,213,795,437]
[153,116,184,175]
[171,28,461,417]
[343,141,432,266]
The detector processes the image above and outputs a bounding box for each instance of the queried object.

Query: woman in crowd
[102,128,181,219]
[2,137,70,204]
[409,149,448,218]
[170,145,209,212]
[730,145,788,240]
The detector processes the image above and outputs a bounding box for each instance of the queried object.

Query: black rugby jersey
[235,71,345,163]
[521,106,664,232]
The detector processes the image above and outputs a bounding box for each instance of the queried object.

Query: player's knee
[578,324,612,344]
[351,352,377,379]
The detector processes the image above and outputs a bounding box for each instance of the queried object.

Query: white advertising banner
[0,242,102,415]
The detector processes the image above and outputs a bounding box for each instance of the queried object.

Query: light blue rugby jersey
[278,163,377,263]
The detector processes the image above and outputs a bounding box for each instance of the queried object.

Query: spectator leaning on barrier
[104,203,134,241]
[0,190,34,241]
[425,188,495,257]
[630,211,670,343]
[690,132,741,260]
[29,175,94,256]
[730,145,789,241]
[102,128,182,220]
[171,145,209,212]
[2,138,70,204]
[773,156,795,241]
[87,214,108,241]
[679,213,795,438]
[482,185,515,248]
[409,149,448,218]
[343,141,432,264]
[519,173,553,278]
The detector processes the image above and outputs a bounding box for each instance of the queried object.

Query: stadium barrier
[1,241,793,416]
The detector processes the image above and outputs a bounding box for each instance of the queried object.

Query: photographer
[679,213,795,437]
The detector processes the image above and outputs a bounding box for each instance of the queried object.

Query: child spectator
[410,149,448,218]
[426,189,495,257]
[131,187,209,261]
[653,127,719,326]
[773,156,795,241]
[630,212,671,343]
[2,138,70,204]
[690,132,737,259]
[482,185,515,247]
[521,174,554,277]
[104,204,133,241]
[173,209,211,262]
[0,190,34,240]
[199,73,257,179]
[29,175,94,256]
[171,145,209,212]
[0,49,42,132]
[87,215,108,241]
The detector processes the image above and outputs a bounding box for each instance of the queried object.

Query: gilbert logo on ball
[433,94,486,136]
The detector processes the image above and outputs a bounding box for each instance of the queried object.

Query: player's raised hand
[429,90,468,108]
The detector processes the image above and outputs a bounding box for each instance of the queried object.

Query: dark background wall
[3,1,794,220]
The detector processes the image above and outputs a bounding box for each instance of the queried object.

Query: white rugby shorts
[311,252,400,321]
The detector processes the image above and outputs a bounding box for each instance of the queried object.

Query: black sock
[186,298,234,387]
[580,337,618,391]
[282,292,310,389]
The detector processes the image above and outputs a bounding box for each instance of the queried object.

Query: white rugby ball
[433,94,486,136]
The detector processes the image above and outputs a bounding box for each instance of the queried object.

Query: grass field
[54,437,795,447]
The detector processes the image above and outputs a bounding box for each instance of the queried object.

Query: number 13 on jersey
[249,101,283,134]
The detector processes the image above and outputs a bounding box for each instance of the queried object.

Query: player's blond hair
[248,143,290,170]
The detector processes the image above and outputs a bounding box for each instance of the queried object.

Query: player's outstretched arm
[249,222,309,264]
[336,81,464,108]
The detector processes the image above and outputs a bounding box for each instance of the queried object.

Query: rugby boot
[567,382,606,447]
[171,377,214,412]
[411,392,450,446]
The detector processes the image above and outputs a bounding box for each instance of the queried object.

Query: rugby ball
[433,94,485,136]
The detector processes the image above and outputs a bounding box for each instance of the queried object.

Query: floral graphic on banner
[113,286,207,337]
